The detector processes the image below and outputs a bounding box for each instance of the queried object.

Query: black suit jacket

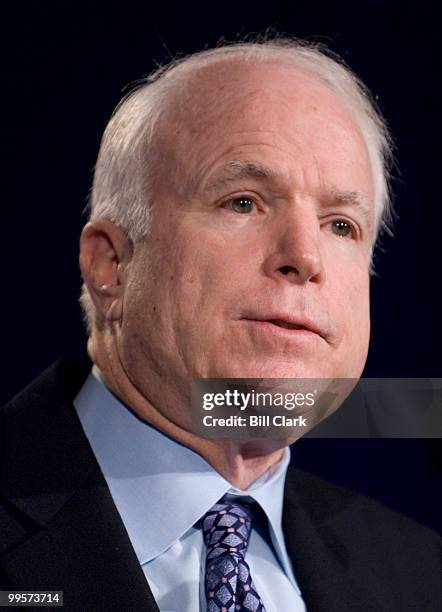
[1,358,441,611]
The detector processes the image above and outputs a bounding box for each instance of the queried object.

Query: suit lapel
[283,467,388,612]
[2,488,159,611]
[1,358,159,612]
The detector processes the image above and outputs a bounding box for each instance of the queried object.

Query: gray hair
[80,37,395,332]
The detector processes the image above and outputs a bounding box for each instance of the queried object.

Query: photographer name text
[202,414,307,427]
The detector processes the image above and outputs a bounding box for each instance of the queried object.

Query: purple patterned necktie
[202,497,267,612]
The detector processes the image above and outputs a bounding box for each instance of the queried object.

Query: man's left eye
[227,197,256,214]
[331,219,353,238]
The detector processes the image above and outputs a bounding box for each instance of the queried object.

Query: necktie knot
[202,499,253,560]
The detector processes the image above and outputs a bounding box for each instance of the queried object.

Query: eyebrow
[328,189,372,224]
[205,160,278,191]
[204,159,373,223]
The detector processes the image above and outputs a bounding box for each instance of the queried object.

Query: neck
[191,442,286,490]
[89,337,288,490]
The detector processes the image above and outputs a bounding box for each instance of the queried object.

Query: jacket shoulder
[0,356,95,554]
[286,465,441,566]
[2,356,91,418]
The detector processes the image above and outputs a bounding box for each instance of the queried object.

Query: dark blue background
[3,1,441,530]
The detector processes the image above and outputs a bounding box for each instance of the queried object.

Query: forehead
[164,58,363,139]
[155,59,373,205]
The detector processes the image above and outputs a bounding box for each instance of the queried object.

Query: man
[1,39,441,611]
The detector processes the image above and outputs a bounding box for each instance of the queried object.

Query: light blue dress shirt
[74,368,306,612]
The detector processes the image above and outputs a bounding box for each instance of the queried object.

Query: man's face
[119,61,374,399]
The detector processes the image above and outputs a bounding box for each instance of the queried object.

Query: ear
[79,220,133,325]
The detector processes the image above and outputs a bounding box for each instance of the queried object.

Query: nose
[262,209,325,285]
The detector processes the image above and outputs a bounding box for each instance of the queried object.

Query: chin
[211,360,333,380]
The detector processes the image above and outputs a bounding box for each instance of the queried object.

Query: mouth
[267,319,308,331]
[241,315,327,342]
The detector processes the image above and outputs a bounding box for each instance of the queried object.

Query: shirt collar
[74,369,297,590]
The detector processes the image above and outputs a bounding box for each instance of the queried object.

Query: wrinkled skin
[120,62,373,403]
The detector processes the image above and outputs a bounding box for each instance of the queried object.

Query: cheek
[140,229,232,340]
[349,270,370,328]
[169,218,247,296]
[337,271,371,364]
[349,288,371,352]
[326,255,370,334]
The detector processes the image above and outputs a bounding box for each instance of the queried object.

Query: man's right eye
[226,197,256,214]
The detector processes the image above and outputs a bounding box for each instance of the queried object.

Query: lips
[241,313,327,341]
